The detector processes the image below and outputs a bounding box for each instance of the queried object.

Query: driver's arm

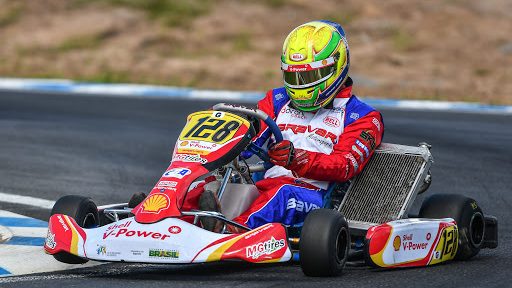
[287,112,384,182]
[241,90,276,159]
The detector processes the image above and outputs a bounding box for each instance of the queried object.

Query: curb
[0,210,100,277]
[0,225,13,244]
[0,78,511,114]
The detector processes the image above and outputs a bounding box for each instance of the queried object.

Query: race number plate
[179,111,250,145]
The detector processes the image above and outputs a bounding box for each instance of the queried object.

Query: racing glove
[268,140,295,166]
[268,140,310,175]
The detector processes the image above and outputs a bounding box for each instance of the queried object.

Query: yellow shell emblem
[142,194,170,213]
[393,236,401,251]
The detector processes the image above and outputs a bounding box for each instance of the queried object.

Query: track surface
[0,91,510,287]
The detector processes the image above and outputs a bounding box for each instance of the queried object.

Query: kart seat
[203,181,260,220]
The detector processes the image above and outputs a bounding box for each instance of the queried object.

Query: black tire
[299,209,350,277]
[419,194,485,260]
[50,195,99,264]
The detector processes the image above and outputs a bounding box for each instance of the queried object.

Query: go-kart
[44,103,498,277]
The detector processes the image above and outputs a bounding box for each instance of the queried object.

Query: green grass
[81,0,212,27]
[392,28,415,51]
[474,68,491,77]
[325,9,360,26]
[233,32,252,51]
[0,5,23,28]
[56,34,105,52]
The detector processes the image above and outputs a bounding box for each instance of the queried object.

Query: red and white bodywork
[365,218,458,267]
[45,214,291,264]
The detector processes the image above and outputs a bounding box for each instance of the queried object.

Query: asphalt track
[0,90,510,287]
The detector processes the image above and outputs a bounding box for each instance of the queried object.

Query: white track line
[0,192,55,210]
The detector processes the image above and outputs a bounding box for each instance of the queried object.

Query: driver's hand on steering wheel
[268,140,295,167]
[269,140,310,175]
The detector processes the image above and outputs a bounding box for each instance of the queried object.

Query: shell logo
[393,235,401,251]
[142,194,170,214]
[180,141,189,147]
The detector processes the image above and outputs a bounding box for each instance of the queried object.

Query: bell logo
[142,194,170,214]
[290,53,305,61]
[393,235,401,251]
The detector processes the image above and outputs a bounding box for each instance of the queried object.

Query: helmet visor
[283,65,335,89]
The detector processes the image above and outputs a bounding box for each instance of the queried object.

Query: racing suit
[232,78,384,229]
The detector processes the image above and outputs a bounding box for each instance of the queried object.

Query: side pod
[365,218,458,268]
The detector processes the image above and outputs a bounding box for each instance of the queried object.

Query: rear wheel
[419,194,485,260]
[50,195,99,264]
[299,209,350,277]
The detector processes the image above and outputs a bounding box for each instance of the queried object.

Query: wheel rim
[82,212,97,228]
[335,227,348,264]
[469,212,485,248]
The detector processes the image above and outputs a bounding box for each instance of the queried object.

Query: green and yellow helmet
[281,20,350,112]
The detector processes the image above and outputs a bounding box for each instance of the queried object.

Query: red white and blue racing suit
[232,78,384,229]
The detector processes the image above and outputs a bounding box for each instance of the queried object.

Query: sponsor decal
[212,111,225,118]
[352,145,365,161]
[350,112,360,120]
[307,134,333,149]
[372,117,381,131]
[323,116,340,128]
[106,221,132,231]
[97,245,106,255]
[360,130,376,150]
[157,181,178,188]
[246,237,286,260]
[173,153,208,164]
[168,226,182,234]
[280,107,306,119]
[103,221,171,241]
[244,224,273,240]
[179,141,218,154]
[400,234,428,251]
[286,198,319,213]
[96,245,121,257]
[290,53,305,61]
[131,250,144,256]
[344,153,359,172]
[57,215,69,232]
[278,123,338,144]
[149,249,179,259]
[288,66,309,72]
[393,236,401,251]
[355,140,370,157]
[45,231,56,249]
[275,93,284,100]
[162,168,191,179]
[141,194,170,214]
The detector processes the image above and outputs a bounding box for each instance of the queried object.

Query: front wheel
[50,195,99,264]
[419,194,485,260]
[299,209,350,277]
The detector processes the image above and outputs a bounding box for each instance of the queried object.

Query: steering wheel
[211,103,283,165]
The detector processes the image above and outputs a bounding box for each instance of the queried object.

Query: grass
[324,9,360,26]
[81,0,212,27]
[392,28,416,51]
[56,33,105,52]
[233,32,252,51]
[0,5,23,28]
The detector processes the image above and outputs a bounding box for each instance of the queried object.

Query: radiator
[339,143,433,231]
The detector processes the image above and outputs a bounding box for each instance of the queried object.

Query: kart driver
[199,20,384,231]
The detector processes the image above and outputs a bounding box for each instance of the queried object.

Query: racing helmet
[281,20,350,112]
